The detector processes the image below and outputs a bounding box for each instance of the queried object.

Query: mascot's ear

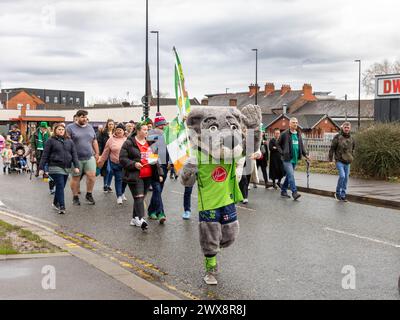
[228,108,245,125]
[186,108,207,132]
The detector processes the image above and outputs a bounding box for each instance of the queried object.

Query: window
[46,96,50,103]
[62,97,66,104]
[54,97,58,104]
[76,97,80,104]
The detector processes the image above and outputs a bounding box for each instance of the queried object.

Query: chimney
[249,83,260,97]
[264,83,275,96]
[229,99,237,107]
[282,103,288,115]
[302,83,317,101]
[280,84,291,96]
[201,98,208,106]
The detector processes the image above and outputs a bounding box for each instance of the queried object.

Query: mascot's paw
[241,104,262,129]
[241,104,262,154]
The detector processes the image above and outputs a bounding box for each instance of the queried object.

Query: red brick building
[263,114,340,137]
[4,90,45,110]
[203,82,374,130]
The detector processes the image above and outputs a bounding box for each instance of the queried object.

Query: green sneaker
[158,212,166,224]
[149,212,158,220]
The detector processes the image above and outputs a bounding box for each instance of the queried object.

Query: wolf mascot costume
[180,104,262,285]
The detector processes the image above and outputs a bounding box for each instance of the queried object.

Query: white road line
[236,205,256,212]
[324,227,400,249]
[170,191,256,212]
[0,200,5,207]
[170,190,188,196]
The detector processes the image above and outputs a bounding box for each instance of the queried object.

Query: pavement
[0,254,148,300]
[294,171,400,204]
[257,168,400,209]
[0,172,399,300]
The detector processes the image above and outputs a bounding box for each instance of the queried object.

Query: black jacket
[119,135,163,184]
[39,137,79,170]
[97,130,111,155]
[277,129,308,162]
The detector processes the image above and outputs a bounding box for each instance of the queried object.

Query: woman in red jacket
[119,122,164,230]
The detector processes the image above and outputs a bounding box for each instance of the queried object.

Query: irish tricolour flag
[164,47,191,173]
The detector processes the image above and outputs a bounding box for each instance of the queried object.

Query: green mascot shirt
[196,151,243,212]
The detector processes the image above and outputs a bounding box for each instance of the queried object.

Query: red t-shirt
[136,139,152,178]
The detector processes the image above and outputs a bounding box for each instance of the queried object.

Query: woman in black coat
[39,123,80,214]
[119,122,164,230]
[255,132,270,188]
[269,128,285,189]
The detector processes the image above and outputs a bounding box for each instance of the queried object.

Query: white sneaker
[117,196,123,205]
[204,272,218,285]
[122,194,127,201]
[242,198,249,204]
[140,218,148,230]
[130,217,141,227]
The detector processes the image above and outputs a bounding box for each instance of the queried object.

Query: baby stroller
[10,145,31,174]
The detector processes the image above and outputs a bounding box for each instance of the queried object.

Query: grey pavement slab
[0,255,148,300]
[293,170,400,203]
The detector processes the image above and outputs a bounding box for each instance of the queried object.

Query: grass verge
[0,219,61,255]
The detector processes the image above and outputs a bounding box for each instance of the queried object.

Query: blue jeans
[148,164,168,215]
[336,162,350,199]
[49,174,68,208]
[282,161,297,194]
[184,186,193,212]
[110,162,127,197]
[104,159,113,187]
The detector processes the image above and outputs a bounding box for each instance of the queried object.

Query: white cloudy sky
[0,0,399,104]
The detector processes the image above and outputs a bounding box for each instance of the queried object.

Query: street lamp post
[143,0,150,119]
[355,59,361,130]
[150,30,160,113]
[252,48,258,105]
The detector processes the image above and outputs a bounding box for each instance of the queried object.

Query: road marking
[170,190,194,197]
[324,227,400,249]
[0,200,5,207]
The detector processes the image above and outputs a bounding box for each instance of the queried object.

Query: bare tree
[362,59,400,95]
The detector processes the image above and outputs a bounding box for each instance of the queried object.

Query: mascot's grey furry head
[186,104,262,161]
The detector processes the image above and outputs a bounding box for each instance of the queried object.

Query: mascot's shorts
[199,203,237,224]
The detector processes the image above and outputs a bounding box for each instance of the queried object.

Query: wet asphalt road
[0,171,399,300]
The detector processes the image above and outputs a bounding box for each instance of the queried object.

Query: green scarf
[37,130,49,151]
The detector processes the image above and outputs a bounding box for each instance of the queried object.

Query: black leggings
[239,174,251,199]
[128,178,151,219]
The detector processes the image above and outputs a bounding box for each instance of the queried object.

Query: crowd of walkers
[0,112,355,226]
